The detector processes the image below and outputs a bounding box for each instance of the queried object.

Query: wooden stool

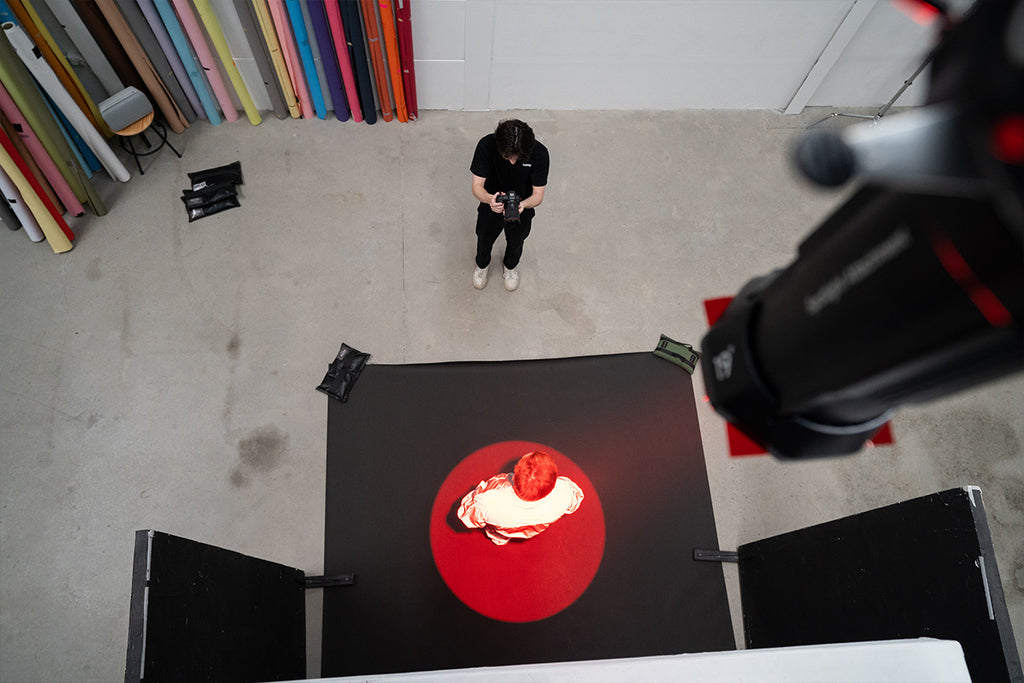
[112,112,182,176]
[99,87,183,175]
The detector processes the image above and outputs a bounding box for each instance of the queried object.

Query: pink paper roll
[0,82,85,217]
[267,0,313,119]
[324,0,361,122]
[169,0,239,122]
[0,128,72,253]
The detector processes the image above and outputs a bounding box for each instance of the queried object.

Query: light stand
[807,51,936,129]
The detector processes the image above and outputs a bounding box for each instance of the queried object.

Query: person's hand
[489,194,504,214]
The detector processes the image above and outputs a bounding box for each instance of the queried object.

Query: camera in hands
[496,191,521,223]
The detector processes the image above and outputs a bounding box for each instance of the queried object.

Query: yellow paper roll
[0,143,72,253]
[250,0,300,118]
[192,0,263,126]
[6,0,113,137]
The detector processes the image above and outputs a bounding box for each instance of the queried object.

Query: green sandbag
[653,334,702,374]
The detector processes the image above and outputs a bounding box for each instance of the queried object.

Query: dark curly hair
[494,119,535,163]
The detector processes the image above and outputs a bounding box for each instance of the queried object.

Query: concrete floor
[0,109,1021,682]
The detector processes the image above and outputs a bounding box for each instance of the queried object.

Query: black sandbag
[181,184,238,209]
[188,160,242,190]
[182,180,237,198]
[188,196,240,222]
[316,343,371,403]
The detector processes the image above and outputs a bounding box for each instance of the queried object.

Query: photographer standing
[470,119,549,291]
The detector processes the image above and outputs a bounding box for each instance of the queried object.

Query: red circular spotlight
[429,441,605,622]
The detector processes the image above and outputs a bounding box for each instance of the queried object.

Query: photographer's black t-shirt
[470,134,549,204]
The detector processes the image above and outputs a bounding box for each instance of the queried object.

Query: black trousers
[474,205,534,270]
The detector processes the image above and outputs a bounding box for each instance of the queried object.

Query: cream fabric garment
[458,474,584,546]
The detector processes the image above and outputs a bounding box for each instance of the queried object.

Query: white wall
[410,0,946,112]
[305,639,972,682]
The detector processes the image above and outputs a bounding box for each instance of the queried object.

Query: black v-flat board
[125,530,305,683]
[738,487,1022,683]
[322,352,734,676]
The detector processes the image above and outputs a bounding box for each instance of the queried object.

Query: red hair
[512,451,558,501]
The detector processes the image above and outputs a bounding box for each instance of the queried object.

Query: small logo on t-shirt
[523,163,531,167]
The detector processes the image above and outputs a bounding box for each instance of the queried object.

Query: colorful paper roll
[193,0,262,125]
[285,0,325,119]
[169,0,238,122]
[395,0,416,119]
[150,0,220,124]
[249,0,300,118]
[378,0,406,122]
[2,0,112,135]
[3,22,130,182]
[133,0,205,120]
[42,0,124,95]
[0,169,43,241]
[267,0,312,118]
[232,0,289,119]
[359,0,392,122]
[0,106,62,213]
[340,0,375,124]
[0,30,106,214]
[308,0,348,121]
[324,0,361,122]
[0,127,72,252]
[0,83,84,215]
[92,0,190,134]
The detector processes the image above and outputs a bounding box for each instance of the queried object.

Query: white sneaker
[503,266,519,291]
[473,266,488,289]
